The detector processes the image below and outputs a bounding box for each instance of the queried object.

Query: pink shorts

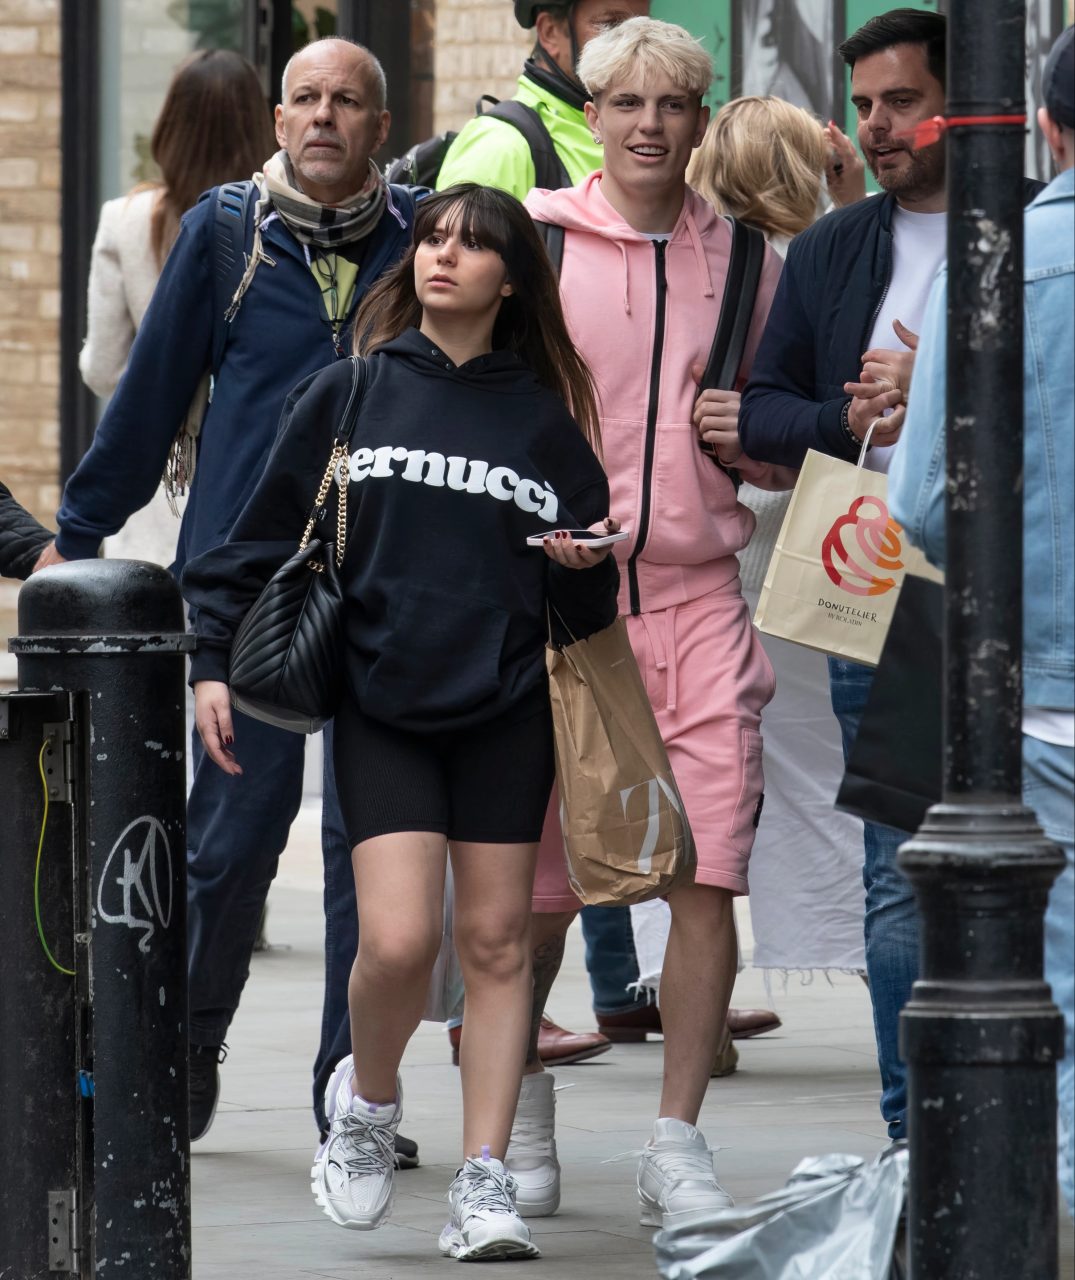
[533,583,776,909]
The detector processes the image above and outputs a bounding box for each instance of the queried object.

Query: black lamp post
[897,2,1065,1276]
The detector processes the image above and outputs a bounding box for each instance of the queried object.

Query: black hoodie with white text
[182,327,618,732]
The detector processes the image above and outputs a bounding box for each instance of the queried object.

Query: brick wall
[433,0,532,135]
[0,0,60,646]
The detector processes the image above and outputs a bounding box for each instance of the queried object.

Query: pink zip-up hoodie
[526,173,794,616]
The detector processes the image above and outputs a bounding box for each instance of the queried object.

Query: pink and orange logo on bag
[821,496,906,597]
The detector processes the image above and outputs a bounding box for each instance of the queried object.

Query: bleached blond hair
[576,16,712,101]
[687,96,827,240]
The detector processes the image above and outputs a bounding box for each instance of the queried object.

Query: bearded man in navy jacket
[738,8,1041,1144]
[36,38,422,1155]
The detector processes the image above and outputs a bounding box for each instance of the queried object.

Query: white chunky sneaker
[505,1072,561,1217]
[310,1055,400,1231]
[636,1117,734,1229]
[438,1151,541,1261]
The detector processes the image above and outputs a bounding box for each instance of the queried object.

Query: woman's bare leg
[349,830,447,1103]
[451,839,539,1159]
[657,882,737,1124]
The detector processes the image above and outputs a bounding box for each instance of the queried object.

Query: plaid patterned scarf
[165,151,389,503]
[224,149,388,322]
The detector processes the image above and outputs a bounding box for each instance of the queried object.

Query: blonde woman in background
[687,93,864,249]
[681,97,869,984]
[80,48,275,566]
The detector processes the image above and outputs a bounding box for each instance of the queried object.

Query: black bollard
[11,559,194,1278]
[897,2,1064,1276]
[0,687,90,1277]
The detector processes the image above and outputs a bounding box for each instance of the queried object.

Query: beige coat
[79,187,185,565]
[79,187,163,397]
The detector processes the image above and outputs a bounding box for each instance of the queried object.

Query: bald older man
[46,38,423,1153]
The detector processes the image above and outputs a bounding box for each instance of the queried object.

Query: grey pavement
[192,800,1075,1279]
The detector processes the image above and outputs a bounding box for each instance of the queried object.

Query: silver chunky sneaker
[637,1117,734,1229]
[439,1151,540,1262]
[505,1072,561,1217]
[310,1055,401,1231]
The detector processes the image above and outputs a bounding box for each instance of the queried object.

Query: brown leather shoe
[726,1008,782,1040]
[447,1016,612,1067]
[595,1002,663,1042]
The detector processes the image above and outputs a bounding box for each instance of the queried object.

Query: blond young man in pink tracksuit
[504,17,797,1228]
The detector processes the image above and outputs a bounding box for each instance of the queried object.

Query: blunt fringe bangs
[353,184,602,453]
[577,16,712,100]
[838,7,947,88]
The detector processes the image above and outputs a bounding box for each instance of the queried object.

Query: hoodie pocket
[362,584,510,727]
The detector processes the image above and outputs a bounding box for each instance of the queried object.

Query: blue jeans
[829,657,918,1140]
[580,905,647,1015]
[187,709,305,1046]
[1022,733,1074,1220]
[312,720,360,1134]
[187,709,354,1136]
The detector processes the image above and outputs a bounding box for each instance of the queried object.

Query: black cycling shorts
[332,690,555,848]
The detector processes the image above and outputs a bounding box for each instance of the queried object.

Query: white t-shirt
[864,206,947,474]
[1024,709,1075,747]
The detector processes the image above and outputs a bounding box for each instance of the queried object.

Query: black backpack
[532,215,765,485]
[385,96,571,191]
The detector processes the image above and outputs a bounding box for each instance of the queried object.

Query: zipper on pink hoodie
[525,173,796,616]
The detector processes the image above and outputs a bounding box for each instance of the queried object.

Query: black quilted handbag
[228,356,366,733]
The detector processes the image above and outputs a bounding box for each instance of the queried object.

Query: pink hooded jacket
[525,174,794,616]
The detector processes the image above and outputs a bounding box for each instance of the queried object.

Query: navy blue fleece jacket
[55,183,420,573]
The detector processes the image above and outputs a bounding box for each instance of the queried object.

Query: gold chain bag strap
[228,356,367,734]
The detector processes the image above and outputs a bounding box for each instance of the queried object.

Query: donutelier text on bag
[753,434,942,667]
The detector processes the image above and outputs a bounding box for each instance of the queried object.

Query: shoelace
[454,1164,519,1223]
[189,1043,228,1098]
[510,1081,572,1157]
[509,1114,554,1157]
[328,1111,397,1178]
[602,1140,724,1168]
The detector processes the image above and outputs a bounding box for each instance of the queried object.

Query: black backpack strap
[699,216,766,486]
[701,216,766,392]
[210,181,256,375]
[481,98,571,190]
[533,220,565,278]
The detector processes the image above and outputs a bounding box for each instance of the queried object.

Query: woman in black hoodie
[182,184,618,1262]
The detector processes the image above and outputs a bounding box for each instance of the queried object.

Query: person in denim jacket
[890,25,1075,1219]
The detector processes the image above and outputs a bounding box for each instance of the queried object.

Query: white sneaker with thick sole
[310,1055,400,1231]
[505,1072,560,1217]
[637,1116,734,1229]
[438,1152,541,1262]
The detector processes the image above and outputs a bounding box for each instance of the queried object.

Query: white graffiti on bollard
[97,816,174,952]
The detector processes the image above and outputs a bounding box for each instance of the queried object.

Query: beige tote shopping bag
[547,617,696,907]
[754,432,942,667]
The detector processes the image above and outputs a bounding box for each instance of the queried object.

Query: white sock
[351,1087,398,1119]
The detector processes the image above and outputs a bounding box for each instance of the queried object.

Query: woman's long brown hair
[352,184,602,453]
[144,49,276,268]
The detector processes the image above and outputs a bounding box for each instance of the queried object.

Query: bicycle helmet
[513,2,572,29]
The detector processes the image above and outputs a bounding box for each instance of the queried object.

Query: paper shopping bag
[547,617,696,906]
[754,447,942,666]
[836,573,944,835]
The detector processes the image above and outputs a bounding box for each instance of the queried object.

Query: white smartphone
[526,528,629,548]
